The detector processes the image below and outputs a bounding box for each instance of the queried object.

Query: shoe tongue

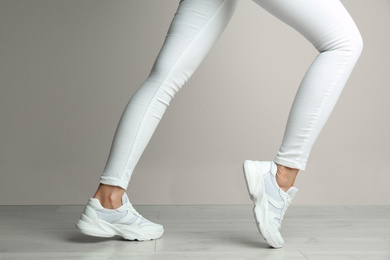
[286,187,298,200]
[122,193,130,205]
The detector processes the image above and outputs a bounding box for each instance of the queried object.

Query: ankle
[275,164,299,192]
[93,184,125,209]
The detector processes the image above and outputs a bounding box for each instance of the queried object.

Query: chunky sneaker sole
[76,193,164,241]
[243,160,297,248]
[76,213,164,241]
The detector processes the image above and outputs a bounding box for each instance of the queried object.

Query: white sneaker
[243,160,298,248]
[76,193,164,241]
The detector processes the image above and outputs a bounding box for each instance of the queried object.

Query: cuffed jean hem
[274,157,306,171]
[99,176,128,190]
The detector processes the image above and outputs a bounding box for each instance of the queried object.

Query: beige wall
[1,0,389,205]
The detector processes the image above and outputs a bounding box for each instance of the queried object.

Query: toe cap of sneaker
[265,228,284,248]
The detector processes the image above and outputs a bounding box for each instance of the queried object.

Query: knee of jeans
[318,26,363,59]
[350,32,364,59]
[325,33,363,60]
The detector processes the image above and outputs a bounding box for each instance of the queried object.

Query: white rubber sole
[243,160,284,248]
[76,214,164,241]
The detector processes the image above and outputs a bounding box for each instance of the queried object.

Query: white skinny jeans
[100,0,363,190]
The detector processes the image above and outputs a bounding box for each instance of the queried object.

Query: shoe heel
[243,160,258,199]
[76,215,116,238]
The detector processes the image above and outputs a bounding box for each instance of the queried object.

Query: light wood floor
[0,205,389,259]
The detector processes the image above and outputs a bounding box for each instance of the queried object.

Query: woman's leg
[76,0,238,241]
[253,0,363,173]
[98,0,238,196]
[245,0,362,248]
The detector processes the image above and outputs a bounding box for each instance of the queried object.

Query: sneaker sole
[243,160,283,248]
[76,214,164,241]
